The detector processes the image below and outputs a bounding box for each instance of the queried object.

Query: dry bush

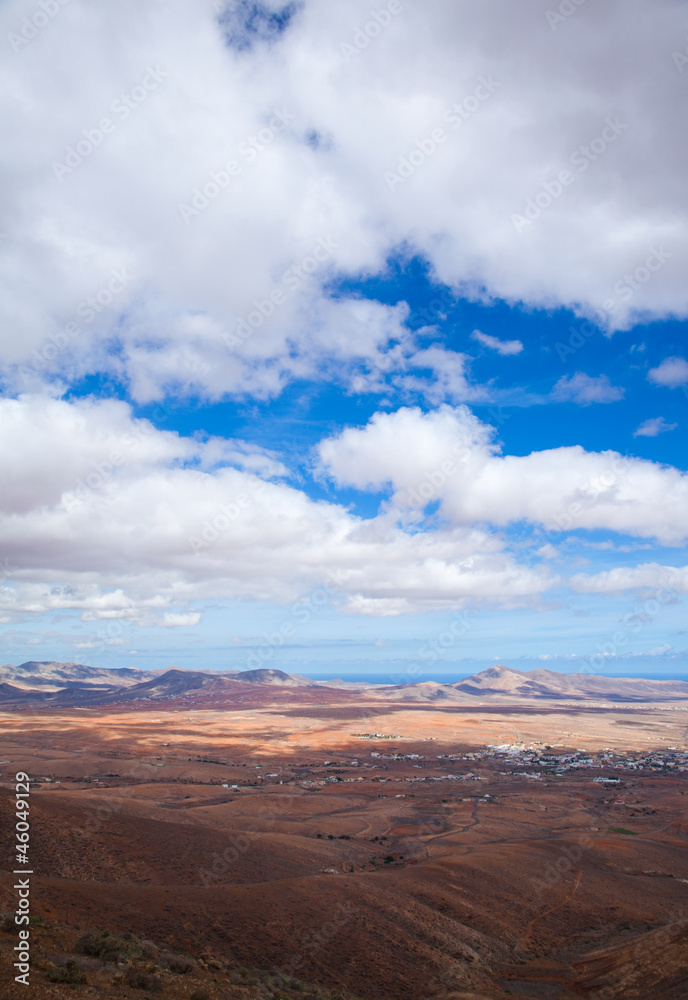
[47,959,87,984]
[77,928,141,963]
[124,966,162,992]
[139,939,159,960]
[160,951,194,974]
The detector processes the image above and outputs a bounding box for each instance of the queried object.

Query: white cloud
[0,397,684,626]
[551,372,624,405]
[647,643,673,656]
[0,395,559,619]
[648,356,688,388]
[394,346,488,405]
[162,612,202,628]
[471,329,523,355]
[0,394,282,515]
[1,0,688,401]
[536,544,559,560]
[571,563,688,594]
[633,416,677,437]
[318,405,688,545]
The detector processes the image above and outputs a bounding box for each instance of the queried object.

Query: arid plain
[1,667,687,999]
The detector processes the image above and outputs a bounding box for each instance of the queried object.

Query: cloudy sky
[1,0,687,680]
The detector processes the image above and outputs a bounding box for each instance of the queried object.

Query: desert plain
[0,666,687,1000]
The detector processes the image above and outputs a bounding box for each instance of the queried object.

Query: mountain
[232,668,314,686]
[360,665,688,705]
[0,661,687,709]
[0,660,156,691]
[111,668,219,702]
[449,665,688,702]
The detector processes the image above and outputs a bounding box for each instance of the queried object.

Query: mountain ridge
[0,661,687,709]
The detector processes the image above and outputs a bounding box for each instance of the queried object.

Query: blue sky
[0,0,687,680]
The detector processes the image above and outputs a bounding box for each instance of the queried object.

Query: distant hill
[232,668,314,687]
[371,665,688,704]
[450,664,688,702]
[0,660,686,709]
[0,660,156,691]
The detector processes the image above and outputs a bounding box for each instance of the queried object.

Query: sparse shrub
[139,939,159,960]
[47,959,87,984]
[77,928,137,963]
[240,966,262,985]
[1,913,16,932]
[190,990,211,1000]
[72,956,101,972]
[124,967,162,992]
[102,947,127,963]
[160,951,194,973]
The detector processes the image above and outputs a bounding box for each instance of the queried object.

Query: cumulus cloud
[633,416,677,437]
[0,394,283,516]
[471,329,523,355]
[1,396,686,624]
[648,356,688,388]
[0,396,560,619]
[2,0,688,403]
[571,563,688,594]
[161,612,202,628]
[318,405,688,545]
[393,346,488,404]
[551,373,624,405]
[647,643,673,656]
[1,2,687,636]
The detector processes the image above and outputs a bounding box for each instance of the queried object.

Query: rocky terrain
[2,662,688,710]
[0,673,687,999]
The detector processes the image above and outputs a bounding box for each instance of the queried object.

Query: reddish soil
[0,698,687,999]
